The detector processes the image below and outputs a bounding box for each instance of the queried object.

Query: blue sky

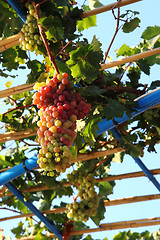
[0,0,160,239]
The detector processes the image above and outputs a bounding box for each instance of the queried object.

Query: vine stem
[2,104,34,116]
[103,6,120,64]
[32,2,59,74]
[90,156,109,173]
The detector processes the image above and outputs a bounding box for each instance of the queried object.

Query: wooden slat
[101,47,160,70]
[82,0,142,18]
[1,46,160,98]
[5,168,160,196]
[1,194,160,222]
[13,217,160,239]
[0,33,20,53]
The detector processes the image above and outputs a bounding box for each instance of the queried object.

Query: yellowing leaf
[5,79,13,88]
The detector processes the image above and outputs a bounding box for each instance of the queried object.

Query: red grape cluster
[33,73,91,176]
[66,170,98,222]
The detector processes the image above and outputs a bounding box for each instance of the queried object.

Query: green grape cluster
[66,170,98,222]
[19,3,43,51]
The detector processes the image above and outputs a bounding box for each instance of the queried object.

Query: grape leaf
[137,59,150,75]
[142,25,160,40]
[98,181,115,197]
[103,99,126,120]
[90,197,105,225]
[122,17,140,33]
[77,6,96,32]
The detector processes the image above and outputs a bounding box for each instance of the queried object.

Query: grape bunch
[19,3,43,51]
[66,170,98,222]
[33,73,91,176]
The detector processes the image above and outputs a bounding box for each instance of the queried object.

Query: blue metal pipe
[111,127,160,192]
[5,182,63,240]
[7,0,27,22]
[0,156,38,186]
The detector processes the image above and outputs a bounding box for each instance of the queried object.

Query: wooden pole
[101,47,160,70]
[13,217,160,239]
[1,194,160,222]
[82,0,142,18]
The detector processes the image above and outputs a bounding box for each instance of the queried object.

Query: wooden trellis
[0,0,160,239]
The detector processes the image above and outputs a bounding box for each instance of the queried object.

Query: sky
[0,0,160,239]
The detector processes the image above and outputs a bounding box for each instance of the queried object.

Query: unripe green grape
[26,43,32,50]
[29,27,35,34]
[27,14,34,22]
[29,9,35,16]
[29,39,35,45]
[37,40,42,45]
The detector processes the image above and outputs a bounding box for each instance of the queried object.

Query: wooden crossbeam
[82,0,142,18]
[1,46,160,98]
[13,216,160,239]
[5,168,160,196]
[1,194,160,222]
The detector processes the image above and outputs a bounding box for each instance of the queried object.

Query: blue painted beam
[0,156,38,186]
[6,0,27,22]
[5,182,63,240]
[97,88,160,135]
[111,127,160,192]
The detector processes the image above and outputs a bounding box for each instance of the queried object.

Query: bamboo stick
[1,194,160,222]
[101,47,160,70]
[13,217,160,240]
[4,168,160,196]
[82,0,142,18]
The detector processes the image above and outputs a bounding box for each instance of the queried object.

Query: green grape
[66,169,98,222]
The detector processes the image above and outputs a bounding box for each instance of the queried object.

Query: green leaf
[99,181,115,197]
[149,80,160,90]
[77,6,96,32]
[103,99,126,120]
[27,60,45,84]
[116,44,131,57]
[122,17,140,33]
[142,25,160,40]
[11,221,25,238]
[91,35,102,52]
[91,198,105,225]
[67,44,102,83]
[137,59,150,75]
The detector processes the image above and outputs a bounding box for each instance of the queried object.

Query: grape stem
[90,156,109,173]
[32,1,59,74]
[2,104,34,116]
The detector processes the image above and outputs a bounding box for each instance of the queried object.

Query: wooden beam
[1,47,160,98]
[1,194,159,222]
[82,0,142,18]
[0,33,20,53]
[101,47,160,70]
[5,168,160,196]
[13,217,160,239]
